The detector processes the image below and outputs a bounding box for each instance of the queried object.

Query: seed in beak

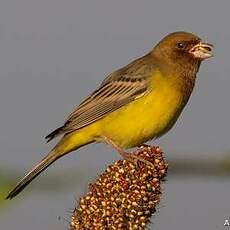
[189,42,213,60]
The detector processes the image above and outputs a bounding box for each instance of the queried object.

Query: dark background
[0,0,229,229]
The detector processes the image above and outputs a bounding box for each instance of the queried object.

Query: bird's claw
[121,151,154,168]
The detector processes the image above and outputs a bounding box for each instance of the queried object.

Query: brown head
[151,31,213,77]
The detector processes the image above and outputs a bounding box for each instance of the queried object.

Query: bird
[6,31,213,199]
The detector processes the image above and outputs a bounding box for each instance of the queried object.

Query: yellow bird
[6,31,213,199]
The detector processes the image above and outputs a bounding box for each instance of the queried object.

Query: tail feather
[6,128,92,200]
[6,151,60,200]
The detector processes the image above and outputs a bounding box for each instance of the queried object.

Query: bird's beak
[189,42,213,60]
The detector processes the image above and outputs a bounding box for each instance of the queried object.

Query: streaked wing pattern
[63,75,149,133]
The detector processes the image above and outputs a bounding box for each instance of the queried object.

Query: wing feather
[63,75,148,132]
[45,58,155,142]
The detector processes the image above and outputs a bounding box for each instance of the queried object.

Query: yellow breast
[94,70,185,148]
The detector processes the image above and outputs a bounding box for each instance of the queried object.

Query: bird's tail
[6,149,61,200]
[6,128,95,200]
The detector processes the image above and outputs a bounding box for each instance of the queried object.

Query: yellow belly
[95,71,184,148]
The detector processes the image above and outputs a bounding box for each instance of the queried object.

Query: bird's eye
[177,42,185,49]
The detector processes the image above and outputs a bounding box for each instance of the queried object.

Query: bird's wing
[45,74,150,142]
[66,74,149,131]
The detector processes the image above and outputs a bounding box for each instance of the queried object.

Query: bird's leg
[102,135,154,167]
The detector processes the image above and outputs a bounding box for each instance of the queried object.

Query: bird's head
[152,31,213,75]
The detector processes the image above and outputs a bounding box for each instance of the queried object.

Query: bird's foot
[102,135,154,168]
[119,150,154,168]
